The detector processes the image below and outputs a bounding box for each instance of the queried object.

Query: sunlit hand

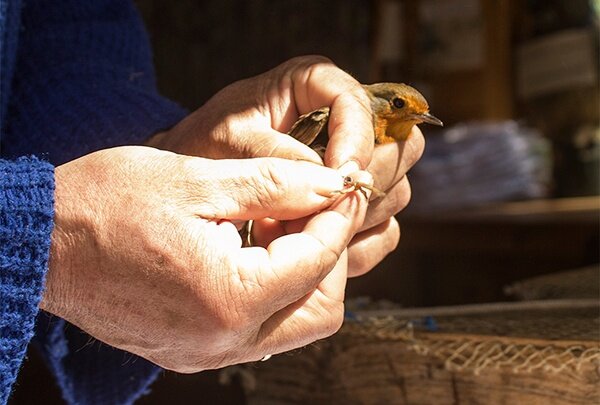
[148,55,374,170]
[148,55,425,277]
[43,146,370,372]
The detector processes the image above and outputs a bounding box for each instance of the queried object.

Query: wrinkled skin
[44,56,424,373]
[149,55,425,277]
[45,146,371,372]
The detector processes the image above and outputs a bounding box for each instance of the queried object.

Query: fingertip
[295,161,347,199]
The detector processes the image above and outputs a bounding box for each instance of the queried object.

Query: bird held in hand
[242,83,440,247]
[288,82,442,197]
[288,82,443,155]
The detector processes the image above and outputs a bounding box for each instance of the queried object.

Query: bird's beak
[413,112,443,127]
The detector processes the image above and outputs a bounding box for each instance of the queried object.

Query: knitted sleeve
[2,1,188,403]
[2,0,188,165]
[0,157,54,405]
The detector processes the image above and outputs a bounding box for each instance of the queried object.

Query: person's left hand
[148,56,425,277]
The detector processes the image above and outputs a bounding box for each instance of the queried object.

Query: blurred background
[11,0,599,403]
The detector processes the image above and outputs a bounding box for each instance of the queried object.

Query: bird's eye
[392,97,405,108]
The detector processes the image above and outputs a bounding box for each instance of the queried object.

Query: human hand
[42,146,370,371]
[249,130,424,278]
[147,55,374,170]
[149,56,425,276]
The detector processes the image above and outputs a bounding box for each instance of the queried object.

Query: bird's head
[364,82,443,143]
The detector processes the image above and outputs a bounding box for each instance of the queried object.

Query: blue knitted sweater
[0,0,187,403]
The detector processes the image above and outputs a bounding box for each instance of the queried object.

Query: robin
[288,82,443,196]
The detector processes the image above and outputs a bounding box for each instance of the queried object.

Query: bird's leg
[332,175,386,199]
[242,175,385,248]
[240,220,254,247]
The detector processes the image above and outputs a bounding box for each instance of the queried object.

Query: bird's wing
[287,107,330,146]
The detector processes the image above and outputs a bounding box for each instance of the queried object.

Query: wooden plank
[405,196,600,223]
[355,298,599,319]
[246,335,600,404]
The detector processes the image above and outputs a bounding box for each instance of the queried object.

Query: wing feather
[287,107,330,146]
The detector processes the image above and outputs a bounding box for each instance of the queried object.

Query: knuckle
[253,159,288,205]
[220,112,239,132]
[349,82,372,103]
[291,54,334,67]
[358,91,374,115]
[182,285,251,343]
[285,55,334,82]
[292,56,345,86]
[310,299,345,340]
[339,90,372,116]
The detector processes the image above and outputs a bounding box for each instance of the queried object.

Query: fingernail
[337,160,360,177]
[303,163,346,197]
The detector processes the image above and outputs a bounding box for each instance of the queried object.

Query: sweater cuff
[34,314,161,405]
[0,156,54,404]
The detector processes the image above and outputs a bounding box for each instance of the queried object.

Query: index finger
[289,56,374,170]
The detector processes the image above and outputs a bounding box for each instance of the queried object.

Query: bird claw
[243,176,385,248]
[331,176,386,200]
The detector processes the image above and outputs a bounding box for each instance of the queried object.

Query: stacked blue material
[409,121,551,213]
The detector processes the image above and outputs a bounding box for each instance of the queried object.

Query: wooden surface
[355,298,599,319]
[246,329,600,404]
[405,196,600,223]
[347,201,599,307]
[247,300,599,404]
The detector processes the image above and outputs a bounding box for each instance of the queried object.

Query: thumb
[188,157,346,221]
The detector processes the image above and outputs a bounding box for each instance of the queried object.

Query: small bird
[242,83,442,247]
[288,82,442,155]
[288,82,442,196]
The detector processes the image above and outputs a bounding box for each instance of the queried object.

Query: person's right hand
[42,146,370,372]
